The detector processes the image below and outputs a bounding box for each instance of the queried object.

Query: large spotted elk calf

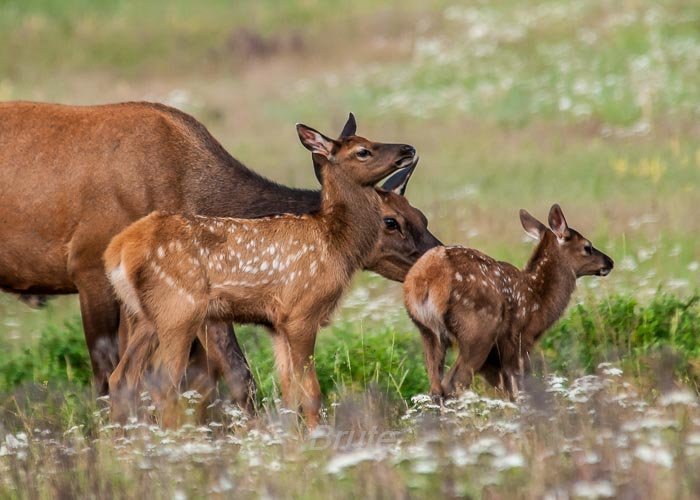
[404,204,613,401]
[182,116,439,408]
[106,123,417,426]
[0,102,439,403]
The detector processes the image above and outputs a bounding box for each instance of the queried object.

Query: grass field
[1,0,699,497]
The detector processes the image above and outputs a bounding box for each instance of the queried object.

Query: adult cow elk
[106,122,418,427]
[0,102,440,402]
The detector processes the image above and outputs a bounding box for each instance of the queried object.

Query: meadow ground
[0,0,699,497]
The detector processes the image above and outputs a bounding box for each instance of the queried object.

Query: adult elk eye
[383,217,399,231]
[584,245,592,255]
[356,148,371,159]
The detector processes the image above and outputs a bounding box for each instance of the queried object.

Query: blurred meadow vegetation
[0,0,699,446]
[1,1,700,497]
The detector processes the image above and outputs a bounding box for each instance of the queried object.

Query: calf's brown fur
[404,204,613,401]
[176,115,438,410]
[107,122,417,426]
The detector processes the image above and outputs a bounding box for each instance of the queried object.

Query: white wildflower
[572,480,615,498]
[325,448,386,474]
[449,446,476,466]
[567,375,604,403]
[659,390,697,407]
[622,416,677,432]
[634,445,673,468]
[180,390,203,402]
[210,476,234,493]
[468,437,506,457]
[597,363,623,377]
[686,433,700,446]
[493,453,524,471]
[546,374,568,393]
[636,247,655,262]
[180,442,216,455]
[666,278,689,289]
[5,433,28,449]
[412,459,438,474]
[618,255,637,271]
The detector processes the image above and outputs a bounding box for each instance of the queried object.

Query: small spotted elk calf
[105,121,417,427]
[404,204,613,401]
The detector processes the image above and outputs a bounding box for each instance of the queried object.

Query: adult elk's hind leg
[194,321,257,414]
[183,341,220,412]
[69,225,127,396]
[478,348,509,393]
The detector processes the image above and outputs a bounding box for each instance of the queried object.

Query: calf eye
[356,148,371,159]
[383,217,399,231]
[583,245,592,255]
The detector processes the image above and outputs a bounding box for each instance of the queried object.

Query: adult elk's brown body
[106,123,417,427]
[404,204,613,401]
[0,102,440,399]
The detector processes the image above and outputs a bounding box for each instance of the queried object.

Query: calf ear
[296,124,337,159]
[381,158,418,195]
[340,113,357,138]
[310,114,355,183]
[548,204,568,240]
[520,209,547,240]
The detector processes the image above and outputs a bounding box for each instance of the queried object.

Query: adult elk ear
[547,204,569,241]
[311,153,328,186]
[296,124,338,159]
[340,112,357,138]
[312,156,324,184]
[381,157,418,196]
[520,209,547,241]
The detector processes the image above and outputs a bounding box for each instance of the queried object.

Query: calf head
[520,204,614,278]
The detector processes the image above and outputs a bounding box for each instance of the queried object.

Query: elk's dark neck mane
[522,232,577,339]
[317,165,382,270]
[184,127,322,218]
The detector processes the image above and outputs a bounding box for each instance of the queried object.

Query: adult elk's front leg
[194,321,257,414]
[69,224,127,396]
[498,340,533,400]
[74,272,121,395]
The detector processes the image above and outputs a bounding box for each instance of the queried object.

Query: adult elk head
[312,114,442,282]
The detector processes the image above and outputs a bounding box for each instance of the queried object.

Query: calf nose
[400,145,416,157]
